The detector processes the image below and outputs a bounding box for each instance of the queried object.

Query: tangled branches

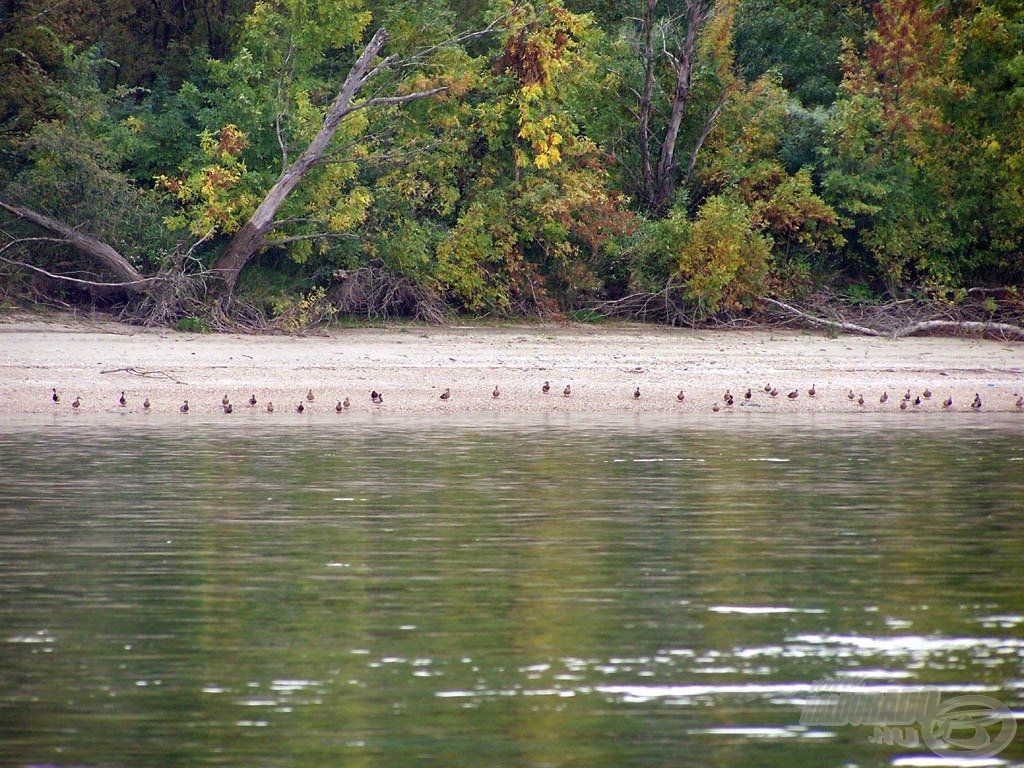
[759,289,1024,339]
[329,266,448,324]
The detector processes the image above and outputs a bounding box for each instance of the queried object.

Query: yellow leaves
[157,124,255,236]
[326,186,372,232]
[675,196,772,316]
[123,115,145,133]
[517,115,564,169]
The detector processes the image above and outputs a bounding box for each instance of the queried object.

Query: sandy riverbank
[1,312,1021,417]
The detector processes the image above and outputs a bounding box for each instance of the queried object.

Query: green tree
[942,2,1024,285]
[823,0,963,296]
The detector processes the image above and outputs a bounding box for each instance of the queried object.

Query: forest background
[1,0,1022,333]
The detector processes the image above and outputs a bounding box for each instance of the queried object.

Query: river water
[1,414,1022,767]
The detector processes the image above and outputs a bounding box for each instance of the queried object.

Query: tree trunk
[638,0,657,204]
[0,199,148,288]
[651,0,713,214]
[212,27,392,297]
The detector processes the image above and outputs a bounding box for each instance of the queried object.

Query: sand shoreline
[1,312,1022,417]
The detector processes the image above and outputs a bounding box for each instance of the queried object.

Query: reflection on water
[0,414,1022,768]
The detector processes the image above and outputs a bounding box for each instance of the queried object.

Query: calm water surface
[1,414,1022,768]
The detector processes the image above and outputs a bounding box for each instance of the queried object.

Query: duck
[493,386,501,399]
[848,389,856,400]
[633,387,641,400]
[306,389,315,402]
[723,389,732,402]
[904,389,912,401]
[1016,395,1023,410]
[899,399,908,411]
[248,393,257,407]
[563,384,572,397]
[808,384,817,398]
[267,401,275,413]
[712,402,720,412]
[335,401,344,413]
[371,391,383,405]
[180,400,189,413]
[52,388,60,403]
[296,402,305,413]
[971,393,982,410]
[72,396,81,409]
[764,383,772,393]
[725,393,734,407]
[440,388,451,400]
[542,381,551,394]
[221,393,230,407]
[143,397,151,410]
[942,396,953,409]
[880,391,888,404]
[744,388,752,400]
[923,388,932,399]
[343,397,350,409]
[677,390,686,402]
[788,390,799,399]
[857,394,865,406]
[770,388,779,397]
[119,391,127,407]
[913,395,922,407]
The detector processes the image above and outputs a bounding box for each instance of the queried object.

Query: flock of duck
[48,382,1024,413]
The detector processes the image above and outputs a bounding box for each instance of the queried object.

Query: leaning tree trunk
[0,199,148,287]
[212,28,392,297]
[212,27,446,300]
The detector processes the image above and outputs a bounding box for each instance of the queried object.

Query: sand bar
[1,313,1021,418]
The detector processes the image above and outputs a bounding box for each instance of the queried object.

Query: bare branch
[0,253,163,288]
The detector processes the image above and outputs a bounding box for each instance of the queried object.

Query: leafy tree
[823,0,963,296]
[942,2,1024,285]
[733,0,869,108]
[697,73,843,290]
[424,0,636,314]
[590,0,748,217]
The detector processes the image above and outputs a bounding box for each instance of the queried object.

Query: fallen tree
[760,296,1024,340]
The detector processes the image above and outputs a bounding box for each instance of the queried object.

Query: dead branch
[759,296,881,336]
[0,253,163,289]
[0,198,149,287]
[100,366,189,384]
[893,319,1024,341]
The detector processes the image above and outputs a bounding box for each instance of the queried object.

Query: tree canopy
[1,0,1021,330]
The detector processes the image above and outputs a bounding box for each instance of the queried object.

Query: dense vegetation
[1,0,1022,330]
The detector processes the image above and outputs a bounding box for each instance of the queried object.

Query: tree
[823,0,963,296]
[0,3,470,311]
[210,27,446,298]
[596,0,736,216]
